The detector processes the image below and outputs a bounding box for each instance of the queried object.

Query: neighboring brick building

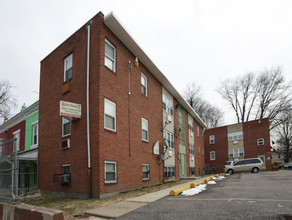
[39,12,206,199]
[204,118,272,173]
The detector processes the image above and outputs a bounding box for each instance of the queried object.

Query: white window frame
[104,98,116,131]
[142,164,150,181]
[188,118,194,137]
[62,117,71,137]
[209,135,215,144]
[257,138,264,146]
[189,143,194,155]
[229,148,244,158]
[105,161,117,183]
[162,93,174,116]
[210,151,216,160]
[142,118,149,142]
[228,131,243,141]
[64,54,73,82]
[13,130,20,152]
[197,127,200,137]
[163,130,174,149]
[141,73,148,96]
[32,121,39,147]
[105,39,116,72]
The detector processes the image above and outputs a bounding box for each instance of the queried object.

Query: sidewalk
[84,176,209,219]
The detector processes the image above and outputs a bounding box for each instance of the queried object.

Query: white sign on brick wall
[60,101,81,119]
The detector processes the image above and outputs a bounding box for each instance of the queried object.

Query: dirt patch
[22,179,196,220]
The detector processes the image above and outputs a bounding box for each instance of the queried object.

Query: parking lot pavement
[117,170,292,220]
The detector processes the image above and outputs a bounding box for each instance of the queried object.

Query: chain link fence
[0,138,18,201]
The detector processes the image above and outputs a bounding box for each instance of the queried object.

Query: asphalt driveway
[117,170,292,220]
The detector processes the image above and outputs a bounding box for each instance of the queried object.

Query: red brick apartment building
[204,118,272,173]
[39,12,206,199]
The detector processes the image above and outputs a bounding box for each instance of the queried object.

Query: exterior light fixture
[133,57,139,68]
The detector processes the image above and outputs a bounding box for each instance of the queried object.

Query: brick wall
[194,119,205,175]
[39,12,164,198]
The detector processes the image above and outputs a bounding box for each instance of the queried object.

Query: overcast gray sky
[1,0,292,125]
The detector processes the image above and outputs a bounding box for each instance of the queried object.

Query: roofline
[104,12,206,128]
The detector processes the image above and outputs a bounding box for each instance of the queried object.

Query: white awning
[17,148,38,161]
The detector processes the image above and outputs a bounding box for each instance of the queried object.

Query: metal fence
[0,138,18,201]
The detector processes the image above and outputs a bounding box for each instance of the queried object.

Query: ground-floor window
[190,167,195,176]
[105,161,117,183]
[164,166,175,178]
[142,164,150,181]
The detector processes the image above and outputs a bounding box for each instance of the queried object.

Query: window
[142,118,149,141]
[163,130,174,149]
[189,143,194,155]
[105,161,117,183]
[32,122,38,147]
[164,166,175,178]
[210,151,216,160]
[258,138,264,146]
[188,118,194,136]
[104,98,116,131]
[142,164,150,180]
[190,167,195,175]
[62,164,71,174]
[162,94,173,115]
[197,127,200,137]
[13,130,20,151]
[229,148,244,158]
[198,147,200,157]
[105,39,116,72]
[64,54,73,81]
[209,135,215,144]
[141,73,147,96]
[228,131,243,141]
[278,153,281,159]
[62,118,71,137]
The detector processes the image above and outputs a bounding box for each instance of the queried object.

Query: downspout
[86,20,92,199]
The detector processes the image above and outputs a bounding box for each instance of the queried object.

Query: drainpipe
[86,20,92,199]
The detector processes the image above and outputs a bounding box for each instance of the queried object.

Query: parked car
[282,163,292,169]
[224,158,265,174]
[224,161,235,170]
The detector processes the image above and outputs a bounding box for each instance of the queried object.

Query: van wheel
[227,169,234,174]
[252,167,259,173]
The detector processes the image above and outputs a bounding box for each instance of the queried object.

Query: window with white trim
[209,135,215,144]
[105,161,117,183]
[164,166,175,178]
[64,54,73,81]
[257,138,264,146]
[142,118,149,141]
[228,148,244,158]
[189,143,194,155]
[188,118,194,137]
[210,151,216,160]
[162,94,173,116]
[197,127,200,137]
[13,130,20,151]
[62,118,71,137]
[163,130,174,149]
[141,73,147,96]
[228,131,243,141]
[32,122,38,147]
[142,164,150,180]
[104,98,116,131]
[105,39,116,72]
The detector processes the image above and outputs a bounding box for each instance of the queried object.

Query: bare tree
[276,110,292,163]
[217,72,258,123]
[217,67,291,129]
[183,82,224,128]
[254,67,292,129]
[0,80,16,120]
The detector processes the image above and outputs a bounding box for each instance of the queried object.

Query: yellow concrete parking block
[169,185,191,196]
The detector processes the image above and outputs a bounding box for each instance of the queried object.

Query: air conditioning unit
[233,140,239,144]
[168,150,173,157]
[60,174,71,184]
[167,115,172,123]
[61,139,70,150]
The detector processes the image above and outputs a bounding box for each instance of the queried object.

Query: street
[117,170,292,220]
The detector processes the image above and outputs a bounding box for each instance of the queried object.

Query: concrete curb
[169,173,224,196]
